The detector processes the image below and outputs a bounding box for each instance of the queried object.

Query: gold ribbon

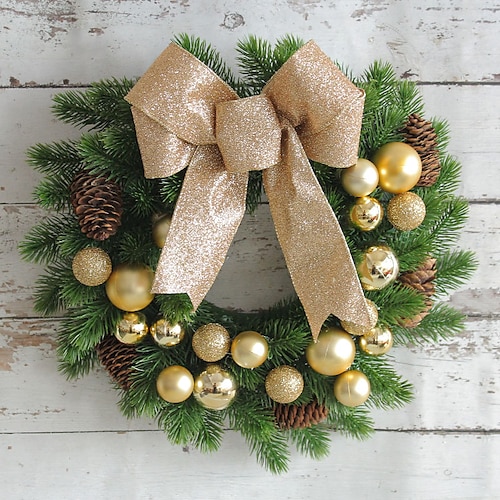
[125,40,371,339]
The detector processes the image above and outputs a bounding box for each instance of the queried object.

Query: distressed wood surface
[1,1,499,498]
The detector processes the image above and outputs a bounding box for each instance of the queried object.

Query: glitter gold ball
[265,366,304,404]
[358,245,399,291]
[191,323,231,362]
[231,330,269,369]
[150,318,185,347]
[387,192,426,231]
[72,247,112,286]
[156,365,194,403]
[359,326,394,356]
[193,365,237,410]
[152,213,172,248]
[349,196,384,232]
[341,299,379,336]
[334,370,371,407]
[115,311,148,344]
[341,158,379,197]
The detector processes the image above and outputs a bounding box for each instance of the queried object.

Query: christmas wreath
[20,34,476,473]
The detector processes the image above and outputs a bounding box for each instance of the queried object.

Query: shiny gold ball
[341,158,379,197]
[387,192,426,231]
[341,299,379,336]
[265,365,304,404]
[349,196,384,232]
[156,365,194,403]
[372,142,422,194]
[105,263,155,311]
[306,327,356,376]
[358,245,399,290]
[359,326,394,356]
[72,247,112,286]
[193,365,237,410]
[152,214,172,248]
[192,323,231,362]
[115,311,149,344]
[334,370,371,407]
[150,318,185,347]
[231,330,269,369]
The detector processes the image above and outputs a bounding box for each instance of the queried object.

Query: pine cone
[274,399,329,430]
[70,171,123,241]
[96,335,138,390]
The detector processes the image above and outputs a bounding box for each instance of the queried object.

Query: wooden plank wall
[1,1,499,498]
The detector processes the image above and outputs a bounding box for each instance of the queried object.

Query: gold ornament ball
[192,323,231,362]
[105,263,155,311]
[358,245,399,291]
[306,327,356,376]
[152,214,172,248]
[150,318,185,347]
[341,299,379,336]
[387,192,426,231]
[193,365,237,410]
[115,311,149,344]
[334,370,371,407]
[372,142,422,194]
[265,365,304,404]
[359,326,394,356]
[341,158,379,197]
[231,330,269,369]
[349,196,384,232]
[72,247,112,286]
[156,365,194,403]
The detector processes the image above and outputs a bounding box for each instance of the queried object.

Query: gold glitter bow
[125,40,371,339]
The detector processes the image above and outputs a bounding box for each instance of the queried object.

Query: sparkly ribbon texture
[125,40,370,339]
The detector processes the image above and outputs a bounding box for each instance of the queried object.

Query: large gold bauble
[105,263,155,311]
[152,214,172,248]
[387,192,426,231]
[359,326,393,356]
[358,245,399,290]
[193,365,237,410]
[372,142,422,194]
[341,158,379,197]
[156,365,194,403]
[334,370,371,407]
[192,323,231,362]
[349,196,384,232]
[341,299,379,336]
[306,327,356,376]
[72,247,112,286]
[265,365,304,404]
[115,311,149,344]
[231,330,268,369]
[150,318,185,347]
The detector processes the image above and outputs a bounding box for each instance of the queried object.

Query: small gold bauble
[341,158,379,197]
[341,299,379,336]
[115,311,149,344]
[372,142,422,194]
[105,263,155,311]
[306,327,356,376]
[231,330,268,369]
[192,323,231,362]
[359,326,394,356]
[156,365,194,403]
[72,247,112,286]
[265,365,304,404]
[349,196,384,232]
[193,365,237,410]
[358,245,399,290]
[152,214,172,248]
[387,192,426,231]
[150,318,185,347]
[334,370,371,407]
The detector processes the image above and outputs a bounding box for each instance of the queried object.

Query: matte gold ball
[152,214,172,248]
[231,330,269,369]
[349,196,384,231]
[306,327,356,376]
[359,326,394,356]
[387,192,426,231]
[72,247,112,286]
[156,365,194,403]
[115,311,149,344]
[372,142,422,194]
[358,245,399,290]
[341,299,379,336]
[192,323,231,362]
[334,370,371,407]
[193,365,237,410]
[341,158,379,197]
[150,318,185,347]
[265,365,304,404]
[105,263,155,311]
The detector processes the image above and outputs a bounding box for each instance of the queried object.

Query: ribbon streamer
[126,40,370,339]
